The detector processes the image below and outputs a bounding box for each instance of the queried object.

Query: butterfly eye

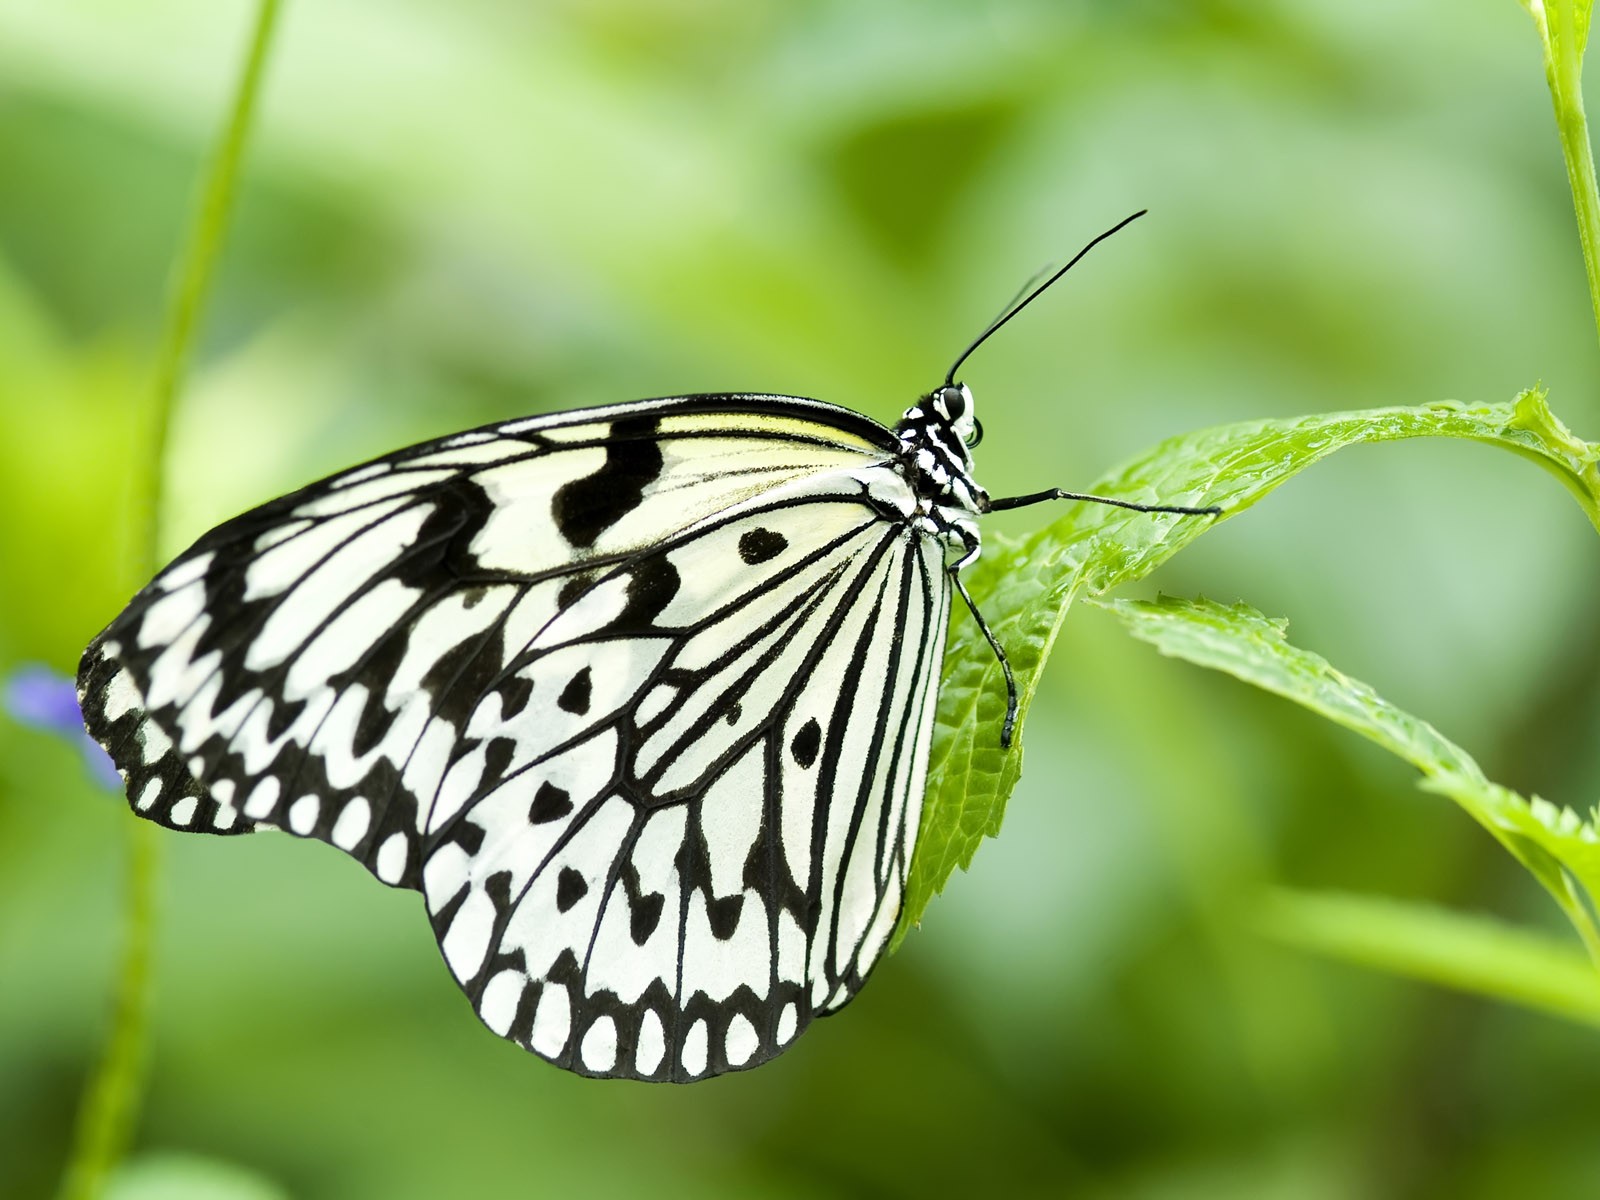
[965,418,984,449]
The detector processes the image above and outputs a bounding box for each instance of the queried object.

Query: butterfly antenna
[943,209,1148,387]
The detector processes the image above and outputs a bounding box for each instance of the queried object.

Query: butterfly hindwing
[422,506,949,1077]
[78,395,949,1079]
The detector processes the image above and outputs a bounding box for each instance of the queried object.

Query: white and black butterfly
[77,214,1216,1081]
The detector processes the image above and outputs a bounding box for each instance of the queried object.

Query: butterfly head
[893,382,987,518]
[930,383,982,451]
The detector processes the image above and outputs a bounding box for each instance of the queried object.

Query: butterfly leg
[953,492,1216,748]
[947,566,1020,749]
[946,520,1021,749]
[985,489,1220,516]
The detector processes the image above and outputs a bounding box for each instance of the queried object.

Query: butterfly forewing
[78,394,950,1080]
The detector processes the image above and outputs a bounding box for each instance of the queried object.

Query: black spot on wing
[551,415,663,548]
[349,688,391,758]
[737,527,788,565]
[429,882,469,941]
[478,737,518,795]
[507,982,541,1046]
[556,867,589,912]
[708,893,745,941]
[420,617,507,727]
[499,673,534,719]
[618,860,666,946]
[529,780,574,825]
[790,718,821,769]
[557,574,593,611]
[558,667,592,714]
[630,892,665,945]
[384,477,496,590]
[451,818,486,857]
[264,695,306,742]
[484,869,514,921]
[608,556,680,632]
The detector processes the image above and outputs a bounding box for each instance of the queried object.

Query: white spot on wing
[101,667,143,724]
[288,794,320,835]
[423,843,471,908]
[243,777,280,819]
[681,1019,708,1077]
[633,683,677,728]
[480,970,524,1036]
[580,1016,618,1073]
[209,779,238,830]
[168,795,197,826]
[332,462,388,487]
[253,519,313,552]
[698,744,763,899]
[331,797,371,850]
[297,468,453,516]
[376,832,409,883]
[530,983,571,1058]
[137,580,205,649]
[635,1010,666,1076]
[776,1002,798,1045]
[682,887,769,1003]
[429,744,488,836]
[776,910,806,987]
[140,720,174,767]
[441,889,495,980]
[408,437,512,465]
[402,719,458,827]
[157,552,214,592]
[724,1013,758,1067]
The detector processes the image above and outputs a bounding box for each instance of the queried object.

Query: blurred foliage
[4,1,1600,1198]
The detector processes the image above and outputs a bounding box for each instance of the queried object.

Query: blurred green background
[4,1,1600,1197]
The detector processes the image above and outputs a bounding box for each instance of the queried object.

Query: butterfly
[77,213,1217,1081]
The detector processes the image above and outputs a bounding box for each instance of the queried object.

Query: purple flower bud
[5,664,123,791]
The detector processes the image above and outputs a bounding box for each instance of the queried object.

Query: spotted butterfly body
[78,385,991,1081]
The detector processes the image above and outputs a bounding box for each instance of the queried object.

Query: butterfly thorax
[891,382,986,564]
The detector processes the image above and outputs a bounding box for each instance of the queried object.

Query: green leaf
[1256,888,1600,1028]
[1102,594,1600,963]
[1520,0,1600,354]
[107,1154,290,1200]
[896,391,1600,947]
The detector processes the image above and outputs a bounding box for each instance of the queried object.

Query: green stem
[58,5,283,1198]
[57,824,158,1200]
[1530,1,1600,361]
[1559,871,1600,968]
[1257,888,1600,1029]
[139,0,284,565]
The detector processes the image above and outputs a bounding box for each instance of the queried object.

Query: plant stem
[1258,888,1600,1029]
[1530,1,1600,361]
[139,0,284,564]
[58,4,283,1198]
[57,823,158,1200]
